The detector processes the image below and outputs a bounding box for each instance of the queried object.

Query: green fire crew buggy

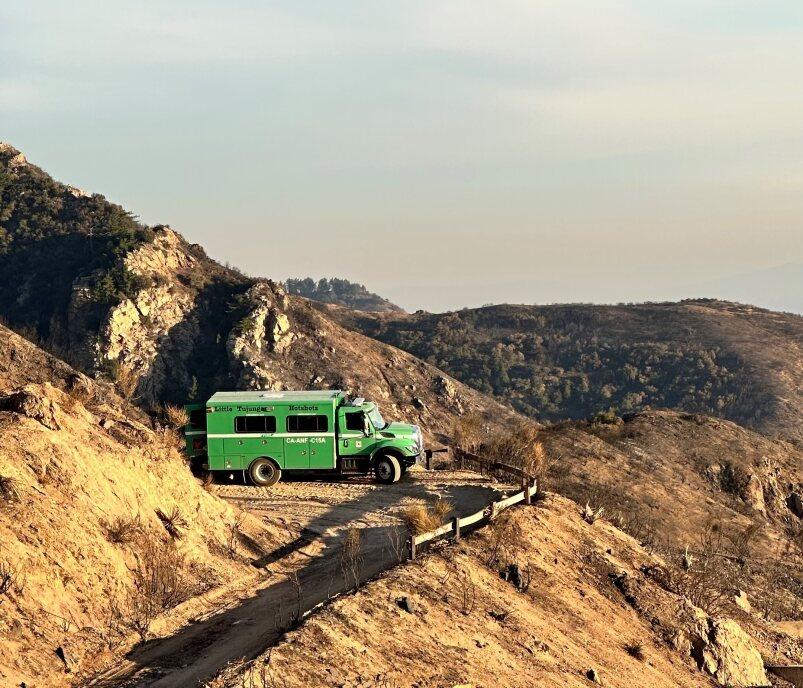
[184,390,425,486]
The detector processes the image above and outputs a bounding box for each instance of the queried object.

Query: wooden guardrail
[407,446,537,560]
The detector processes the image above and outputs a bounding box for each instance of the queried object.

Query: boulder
[691,616,768,687]
[0,385,60,430]
[734,590,751,613]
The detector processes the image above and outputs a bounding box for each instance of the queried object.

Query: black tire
[400,463,408,476]
[374,454,402,484]
[249,458,281,487]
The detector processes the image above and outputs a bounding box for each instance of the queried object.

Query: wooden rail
[408,447,537,560]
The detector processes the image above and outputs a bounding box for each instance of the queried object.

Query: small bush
[590,407,620,425]
[0,561,22,597]
[155,506,187,539]
[661,521,744,615]
[163,404,189,428]
[485,511,524,568]
[105,514,142,545]
[625,642,646,661]
[456,567,477,616]
[719,461,751,497]
[0,475,21,503]
[115,540,195,642]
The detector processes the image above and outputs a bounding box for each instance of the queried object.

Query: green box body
[184,390,422,475]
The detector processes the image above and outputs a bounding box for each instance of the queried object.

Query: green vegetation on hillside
[0,145,154,337]
[343,301,802,440]
[286,277,403,313]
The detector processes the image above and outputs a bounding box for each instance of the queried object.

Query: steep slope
[213,496,795,688]
[0,143,514,436]
[540,410,803,618]
[0,325,281,687]
[334,300,803,441]
[286,277,403,313]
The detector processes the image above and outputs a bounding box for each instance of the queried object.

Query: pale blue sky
[2,1,802,312]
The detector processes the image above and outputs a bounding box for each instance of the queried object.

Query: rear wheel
[249,458,281,487]
[374,454,402,484]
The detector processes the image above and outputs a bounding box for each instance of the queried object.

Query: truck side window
[287,415,328,433]
[189,409,206,428]
[235,416,277,433]
[345,412,364,431]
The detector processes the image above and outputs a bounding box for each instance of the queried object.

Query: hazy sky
[2,1,802,312]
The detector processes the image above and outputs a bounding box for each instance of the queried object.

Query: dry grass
[485,421,547,481]
[105,359,140,400]
[452,412,488,454]
[104,514,143,545]
[163,404,189,428]
[340,527,363,589]
[402,499,453,535]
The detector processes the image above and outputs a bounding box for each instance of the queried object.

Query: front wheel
[249,458,281,487]
[374,454,401,484]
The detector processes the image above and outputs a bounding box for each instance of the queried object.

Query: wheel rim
[377,460,392,480]
[256,462,274,482]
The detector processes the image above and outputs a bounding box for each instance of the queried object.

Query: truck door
[284,413,334,469]
[338,409,371,457]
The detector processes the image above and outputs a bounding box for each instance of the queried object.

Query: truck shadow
[90,479,504,688]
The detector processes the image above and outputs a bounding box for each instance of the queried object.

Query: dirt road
[89,469,513,687]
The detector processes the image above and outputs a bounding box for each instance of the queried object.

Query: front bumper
[402,452,421,468]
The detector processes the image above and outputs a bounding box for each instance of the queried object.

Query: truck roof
[207,390,345,405]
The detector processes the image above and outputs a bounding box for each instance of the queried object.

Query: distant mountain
[286,277,403,313]
[693,263,803,315]
[332,299,803,443]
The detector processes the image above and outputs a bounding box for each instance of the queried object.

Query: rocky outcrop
[226,281,295,389]
[0,384,61,430]
[92,228,199,401]
[434,374,464,413]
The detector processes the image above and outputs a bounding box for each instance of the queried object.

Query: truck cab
[183,390,423,486]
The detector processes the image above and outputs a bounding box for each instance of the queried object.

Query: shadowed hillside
[333,300,803,442]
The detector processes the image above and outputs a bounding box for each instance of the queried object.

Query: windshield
[367,406,387,430]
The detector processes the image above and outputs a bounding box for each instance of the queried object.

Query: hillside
[212,495,797,688]
[333,300,803,442]
[539,410,803,619]
[286,277,403,313]
[0,324,282,686]
[0,143,513,438]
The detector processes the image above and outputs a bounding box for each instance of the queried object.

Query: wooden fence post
[523,475,532,505]
[408,535,416,561]
[452,516,461,542]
